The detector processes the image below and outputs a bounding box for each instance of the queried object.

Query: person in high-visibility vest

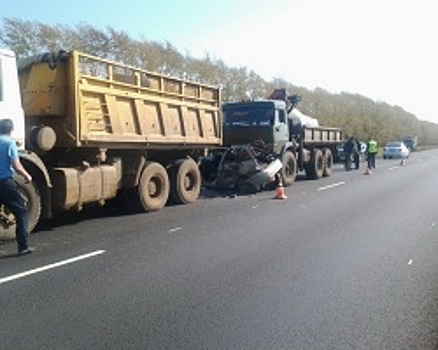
[367,138,378,169]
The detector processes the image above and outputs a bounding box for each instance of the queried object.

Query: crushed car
[200,141,282,194]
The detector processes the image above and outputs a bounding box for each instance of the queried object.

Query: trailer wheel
[0,176,41,241]
[323,148,333,177]
[127,162,169,212]
[281,151,297,187]
[305,148,324,180]
[169,158,201,204]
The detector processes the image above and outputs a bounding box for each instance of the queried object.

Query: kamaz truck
[0,49,221,239]
[201,89,342,191]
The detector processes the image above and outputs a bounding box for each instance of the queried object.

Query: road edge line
[0,250,106,285]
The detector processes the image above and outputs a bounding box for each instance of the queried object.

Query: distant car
[383,141,410,159]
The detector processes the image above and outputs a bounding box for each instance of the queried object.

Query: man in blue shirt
[0,119,33,255]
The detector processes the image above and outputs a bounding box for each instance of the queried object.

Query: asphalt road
[1,150,438,349]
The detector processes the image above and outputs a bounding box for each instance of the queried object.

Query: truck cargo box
[18,51,222,149]
[302,126,343,144]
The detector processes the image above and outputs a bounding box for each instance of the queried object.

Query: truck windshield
[223,103,274,127]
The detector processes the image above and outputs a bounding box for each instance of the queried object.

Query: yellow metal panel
[185,107,201,139]
[104,95,123,134]
[109,97,138,135]
[203,109,220,140]
[163,104,183,137]
[141,100,164,136]
[19,59,67,117]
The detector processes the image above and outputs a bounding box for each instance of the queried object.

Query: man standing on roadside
[343,136,356,171]
[0,118,34,255]
[354,137,361,170]
[367,137,378,169]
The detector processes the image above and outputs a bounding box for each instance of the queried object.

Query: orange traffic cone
[364,166,372,175]
[273,175,287,199]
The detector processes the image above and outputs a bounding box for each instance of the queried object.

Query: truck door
[0,49,25,148]
[273,107,288,154]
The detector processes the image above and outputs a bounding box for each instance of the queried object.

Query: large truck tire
[305,148,324,180]
[0,176,41,241]
[323,148,333,177]
[126,162,170,212]
[281,151,297,187]
[169,158,201,204]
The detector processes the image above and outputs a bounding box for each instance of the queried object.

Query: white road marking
[432,222,436,227]
[252,205,260,209]
[408,259,413,265]
[0,250,105,285]
[168,227,182,233]
[317,182,345,191]
[388,166,399,171]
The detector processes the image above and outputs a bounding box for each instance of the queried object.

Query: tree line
[1,17,437,146]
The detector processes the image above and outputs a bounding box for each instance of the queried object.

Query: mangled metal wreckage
[200,141,282,194]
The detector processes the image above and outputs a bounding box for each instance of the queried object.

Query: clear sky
[1,0,438,123]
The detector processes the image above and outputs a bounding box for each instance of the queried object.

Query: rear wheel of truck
[305,148,324,180]
[169,158,201,204]
[127,162,170,212]
[281,151,297,187]
[0,176,41,241]
[322,148,333,177]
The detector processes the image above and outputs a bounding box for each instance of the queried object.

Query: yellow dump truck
[0,49,221,239]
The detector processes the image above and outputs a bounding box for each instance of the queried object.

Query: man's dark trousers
[0,178,28,251]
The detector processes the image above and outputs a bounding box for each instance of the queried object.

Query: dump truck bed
[18,51,222,149]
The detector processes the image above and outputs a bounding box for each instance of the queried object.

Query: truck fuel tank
[51,160,122,211]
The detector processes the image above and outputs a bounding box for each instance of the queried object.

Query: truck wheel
[281,151,297,187]
[305,149,324,180]
[0,176,41,241]
[127,162,170,212]
[323,148,333,177]
[169,158,201,204]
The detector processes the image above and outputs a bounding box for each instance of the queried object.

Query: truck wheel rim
[148,178,160,197]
